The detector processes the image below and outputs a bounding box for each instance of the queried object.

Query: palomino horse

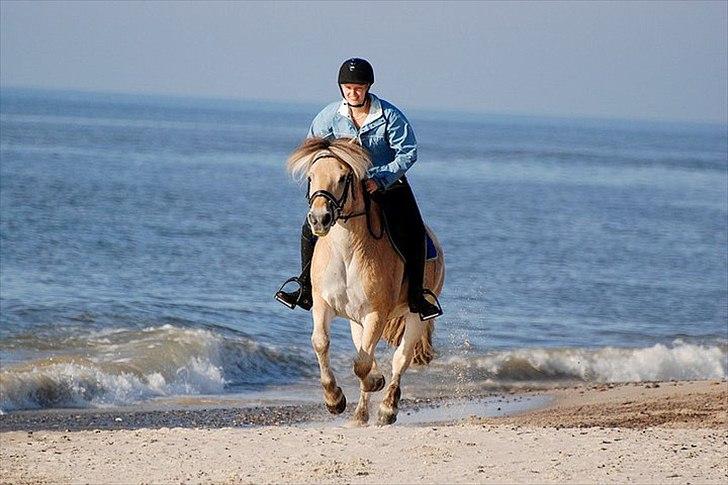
[287,137,445,425]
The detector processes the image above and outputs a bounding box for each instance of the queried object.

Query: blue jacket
[308,93,417,189]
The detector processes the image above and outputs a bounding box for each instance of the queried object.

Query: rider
[275,57,443,321]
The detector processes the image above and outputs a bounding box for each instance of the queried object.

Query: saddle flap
[425,230,438,261]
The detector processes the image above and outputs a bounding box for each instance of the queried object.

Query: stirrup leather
[275,277,304,310]
[418,289,443,321]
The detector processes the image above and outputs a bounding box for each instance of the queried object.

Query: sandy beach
[1,380,725,484]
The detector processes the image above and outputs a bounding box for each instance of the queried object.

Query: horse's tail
[412,319,435,366]
[381,317,435,366]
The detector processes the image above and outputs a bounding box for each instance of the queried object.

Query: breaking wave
[0,324,314,412]
[1,325,725,413]
[433,339,727,383]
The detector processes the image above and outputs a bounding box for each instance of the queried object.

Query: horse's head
[307,156,356,236]
[287,138,372,237]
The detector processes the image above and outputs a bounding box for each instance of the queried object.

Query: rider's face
[341,83,369,106]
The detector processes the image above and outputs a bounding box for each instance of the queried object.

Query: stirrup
[275,277,303,310]
[418,289,443,321]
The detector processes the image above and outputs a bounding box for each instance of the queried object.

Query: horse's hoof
[326,392,347,415]
[346,418,368,428]
[364,374,385,393]
[353,406,369,425]
[377,407,398,426]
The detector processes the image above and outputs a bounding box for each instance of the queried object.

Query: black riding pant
[298,176,426,304]
[373,176,427,303]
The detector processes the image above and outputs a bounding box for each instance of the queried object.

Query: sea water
[1,88,726,412]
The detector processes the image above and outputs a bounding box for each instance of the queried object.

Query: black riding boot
[377,177,443,321]
[275,221,317,311]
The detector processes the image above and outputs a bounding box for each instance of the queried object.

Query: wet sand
[489,379,727,429]
[1,380,726,484]
[0,393,544,432]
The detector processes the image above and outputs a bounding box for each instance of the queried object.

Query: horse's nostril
[322,213,332,226]
[307,213,315,224]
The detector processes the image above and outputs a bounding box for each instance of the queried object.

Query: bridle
[306,154,366,224]
[305,153,385,239]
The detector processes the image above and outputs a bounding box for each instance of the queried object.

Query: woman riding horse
[275,58,443,321]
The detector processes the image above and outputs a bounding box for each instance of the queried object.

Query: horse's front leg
[349,319,385,425]
[378,314,423,425]
[353,313,386,394]
[311,303,346,414]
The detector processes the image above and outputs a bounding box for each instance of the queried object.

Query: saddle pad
[426,231,438,261]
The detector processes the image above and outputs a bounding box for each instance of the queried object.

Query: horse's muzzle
[308,206,335,237]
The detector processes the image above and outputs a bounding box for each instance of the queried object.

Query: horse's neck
[329,199,385,259]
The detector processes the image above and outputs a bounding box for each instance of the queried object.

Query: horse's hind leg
[378,314,423,426]
[311,304,346,414]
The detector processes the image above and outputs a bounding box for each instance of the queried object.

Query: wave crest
[0,324,312,412]
[437,340,726,383]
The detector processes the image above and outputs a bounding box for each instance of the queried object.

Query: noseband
[306,154,365,223]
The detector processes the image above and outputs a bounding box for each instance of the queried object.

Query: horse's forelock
[287,138,330,182]
[326,139,371,181]
[286,137,372,183]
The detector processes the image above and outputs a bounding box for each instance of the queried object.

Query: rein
[306,153,384,239]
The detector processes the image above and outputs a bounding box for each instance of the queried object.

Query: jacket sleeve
[366,107,417,189]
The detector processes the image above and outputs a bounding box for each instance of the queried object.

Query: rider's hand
[364,179,379,194]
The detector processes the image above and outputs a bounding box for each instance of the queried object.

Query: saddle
[377,207,438,263]
[391,227,437,263]
[425,230,438,261]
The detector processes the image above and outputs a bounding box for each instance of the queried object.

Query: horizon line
[2,84,726,128]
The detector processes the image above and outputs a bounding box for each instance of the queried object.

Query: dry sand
[1,380,726,484]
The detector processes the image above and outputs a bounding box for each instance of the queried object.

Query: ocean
[1,88,726,413]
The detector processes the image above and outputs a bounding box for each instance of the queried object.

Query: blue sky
[1,1,726,123]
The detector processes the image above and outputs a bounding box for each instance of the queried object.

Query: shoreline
[1,380,724,432]
[0,391,547,432]
[2,380,726,484]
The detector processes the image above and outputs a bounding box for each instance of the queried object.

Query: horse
[286,137,445,425]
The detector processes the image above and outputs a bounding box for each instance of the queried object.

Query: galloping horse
[287,137,445,425]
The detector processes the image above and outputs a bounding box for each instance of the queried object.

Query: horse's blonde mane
[287,137,372,182]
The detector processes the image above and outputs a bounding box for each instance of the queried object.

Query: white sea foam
[0,324,312,412]
[3,328,724,412]
[0,355,226,412]
[0,326,228,412]
[437,340,726,383]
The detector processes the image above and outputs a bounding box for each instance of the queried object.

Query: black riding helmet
[338,58,374,107]
[338,58,374,85]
